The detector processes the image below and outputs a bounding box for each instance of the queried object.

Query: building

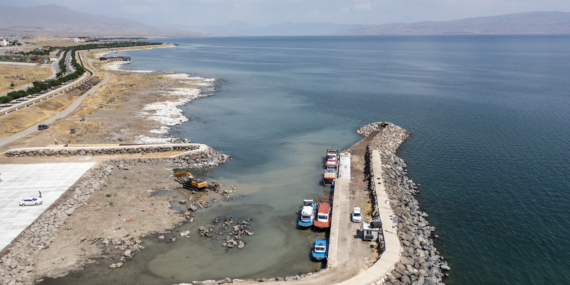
[72,37,90,43]
[30,56,42,62]
[50,57,58,62]
[0,39,8,47]
[360,221,381,241]
[100,56,131,62]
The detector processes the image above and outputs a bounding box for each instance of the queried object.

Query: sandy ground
[0,64,53,94]
[0,77,101,138]
[0,45,223,283]
[31,159,187,279]
[0,56,213,152]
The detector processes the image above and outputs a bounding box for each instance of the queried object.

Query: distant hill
[186,21,366,36]
[335,11,570,35]
[0,5,204,37]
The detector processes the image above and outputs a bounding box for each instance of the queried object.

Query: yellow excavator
[175,171,207,191]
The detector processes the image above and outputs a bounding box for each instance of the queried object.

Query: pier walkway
[334,150,401,285]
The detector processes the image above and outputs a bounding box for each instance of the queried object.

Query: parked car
[38,124,49,130]
[19,197,42,206]
[351,206,362,223]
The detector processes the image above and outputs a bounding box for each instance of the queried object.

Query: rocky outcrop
[4,144,202,158]
[364,122,448,285]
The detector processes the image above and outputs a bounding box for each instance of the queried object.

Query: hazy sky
[5,0,570,27]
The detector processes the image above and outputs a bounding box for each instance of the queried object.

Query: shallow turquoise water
[47,36,570,284]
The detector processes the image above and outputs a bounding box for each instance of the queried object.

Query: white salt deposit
[135,135,174,144]
[106,59,216,144]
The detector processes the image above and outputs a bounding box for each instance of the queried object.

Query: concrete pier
[334,149,401,285]
[327,152,351,268]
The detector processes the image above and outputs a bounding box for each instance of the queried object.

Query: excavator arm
[175,171,207,190]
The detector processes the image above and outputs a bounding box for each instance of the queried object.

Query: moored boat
[313,196,332,229]
[325,149,339,171]
[323,167,336,187]
[298,199,317,227]
[311,237,328,261]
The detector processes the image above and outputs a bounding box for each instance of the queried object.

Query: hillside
[335,11,570,35]
[186,21,365,36]
[0,5,204,37]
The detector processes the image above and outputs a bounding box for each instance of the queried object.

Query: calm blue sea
[49,36,570,285]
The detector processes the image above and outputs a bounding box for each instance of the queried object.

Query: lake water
[46,36,570,284]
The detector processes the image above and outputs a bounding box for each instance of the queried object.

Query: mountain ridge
[0,5,204,36]
[335,11,570,35]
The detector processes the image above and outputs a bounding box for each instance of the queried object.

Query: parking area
[0,162,96,250]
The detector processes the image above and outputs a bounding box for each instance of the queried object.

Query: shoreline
[96,49,218,144]
[0,45,236,285]
[0,44,447,285]
[168,123,447,285]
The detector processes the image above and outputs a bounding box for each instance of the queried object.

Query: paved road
[0,63,109,148]
[65,50,75,75]
[49,52,65,80]
[0,62,49,67]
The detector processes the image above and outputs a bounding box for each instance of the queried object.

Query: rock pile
[103,237,145,269]
[364,122,448,285]
[179,269,329,285]
[188,200,210,212]
[195,217,254,250]
[4,144,201,157]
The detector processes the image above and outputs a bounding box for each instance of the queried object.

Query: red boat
[325,149,339,171]
[313,196,333,229]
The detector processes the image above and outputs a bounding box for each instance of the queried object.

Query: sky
[4,0,570,27]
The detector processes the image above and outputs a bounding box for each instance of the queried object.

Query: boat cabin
[360,221,382,241]
[314,203,331,228]
[298,199,317,227]
[311,237,328,260]
[326,150,339,168]
[323,171,336,186]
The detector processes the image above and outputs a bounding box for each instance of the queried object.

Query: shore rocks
[4,144,200,158]
[363,122,447,285]
[109,262,123,269]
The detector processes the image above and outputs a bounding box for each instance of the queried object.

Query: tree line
[1,41,160,104]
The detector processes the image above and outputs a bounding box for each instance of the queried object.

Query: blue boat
[298,199,317,227]
[311,237,328,261]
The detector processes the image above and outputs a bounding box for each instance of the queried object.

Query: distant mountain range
[335,11,570,35]
[0,5,204,37]
[184,21,366,36]
[0,6,569,37]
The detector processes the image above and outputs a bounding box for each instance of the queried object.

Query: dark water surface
[49,36,570,284]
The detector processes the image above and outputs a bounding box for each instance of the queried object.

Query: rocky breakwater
[361,122,449,285]
[3,144,200,158]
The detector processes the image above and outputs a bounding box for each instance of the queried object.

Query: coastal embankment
[0,144,231,284]
[361,122,448,285]
[174,123,446,285]
[0,44,236,285]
